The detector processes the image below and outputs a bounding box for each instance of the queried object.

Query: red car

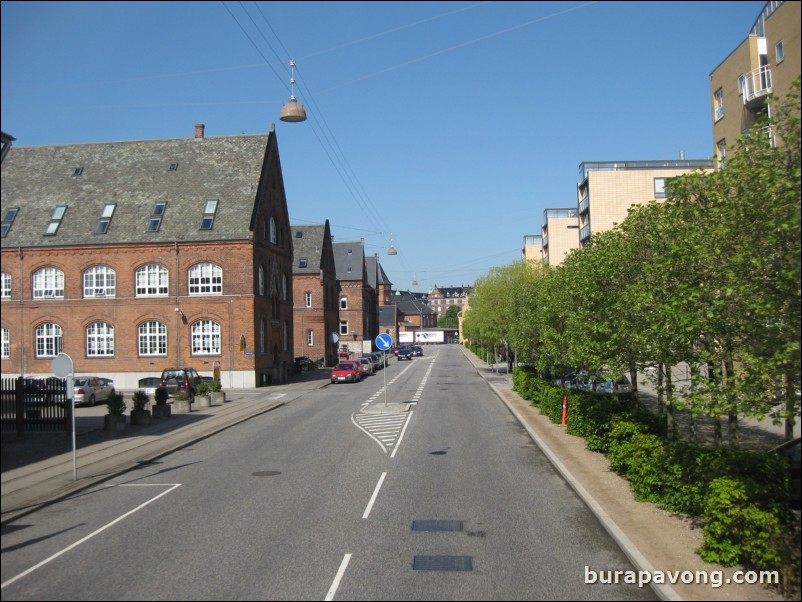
[331,361,362,383]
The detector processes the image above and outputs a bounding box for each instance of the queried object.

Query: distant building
[427,285,470,320]
[541,208,579,267]
[521,234,543,263]
[709,0,800,165]
[291,221,340,367]
[1,124,295,388]
[332,240,379,348]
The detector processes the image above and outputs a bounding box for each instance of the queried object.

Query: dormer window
[148,202,166,232]
[199,199,218,230]
[72,167,83,176]
[168,162,178,172]
[95,204,116,234]
[44,206,67,236]
[1,207,18,238]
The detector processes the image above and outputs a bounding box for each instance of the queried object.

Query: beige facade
[521,234,543,263]
[710,1,801,165]
[577,160,714,249]
[541,209,579,267]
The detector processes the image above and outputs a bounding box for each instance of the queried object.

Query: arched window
[340,296,348,310]
[188,263,222,295]
[269,217,277,244]
[191,319,221,355]
[32,267,64,298]
[83,266,116,297]
[138,321,166,356]
[86,322,114,356]
[35,322,63,357]
[258,265,265,296]
[135,264,168,297]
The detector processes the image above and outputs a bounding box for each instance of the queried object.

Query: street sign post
[53,353,77,480]
[375,334,394,406]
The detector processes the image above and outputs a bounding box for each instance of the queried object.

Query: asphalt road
[1,346,656,601]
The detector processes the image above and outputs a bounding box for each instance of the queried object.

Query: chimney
[195,123,205,139]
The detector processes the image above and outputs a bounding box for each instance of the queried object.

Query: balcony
[743,66,772,109]
[578,196,589,215]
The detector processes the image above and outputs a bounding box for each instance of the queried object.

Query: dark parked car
[593,375,633,400]
[397,347,413,361]
[159,367,203,400]
[411,345,423,357]
[294,356,315,373]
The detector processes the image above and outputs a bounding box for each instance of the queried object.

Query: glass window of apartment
[776,40,784,63]
[305,292,312,308]
[340,296,348,310]
[86,322,114,357]
[307,330,314,346]
[138,321,166,356]
[35,322,63,358]
[340,320,348,335]
[44,206,67,236]
[96,204,116,234]
[83,266,116,297]
[135,264,168,296]
[654,178,667,199]
[714,88,725,121]
[32,267,65,298]
[191,319,221,355]
[1,272,11,298]
[717,139,727,166]
[148,202,166,232]
[1,327,9,358]
[188,263,222,295]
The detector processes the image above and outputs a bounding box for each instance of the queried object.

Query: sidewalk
[2,353,787,601]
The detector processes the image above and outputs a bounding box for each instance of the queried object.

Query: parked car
[397,347,413,361]
[593,375,633,400]
[294,356,315,373]
[331,362,362,383]
[364,352,384,370]
[159,367,203,400]
[411,345,423,357]
[772,437,801,507]
[354,356,374,376]
[339,359,365,379]
[73,376,116,406]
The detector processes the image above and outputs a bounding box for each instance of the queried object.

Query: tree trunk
[666,368,676,442]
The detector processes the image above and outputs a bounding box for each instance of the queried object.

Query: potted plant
[194,381,211,408]
[152,385,171,418]
[104,392,127,432]
[172,391,192,413]
[209,377,226,404]
[130,390,152,425]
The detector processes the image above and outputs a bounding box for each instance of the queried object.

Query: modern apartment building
[541,208,579,267]
[709,0,801,165]
[576,159,714,249]
[521,234,543,263]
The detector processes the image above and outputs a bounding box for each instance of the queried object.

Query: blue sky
[1,1,766,290]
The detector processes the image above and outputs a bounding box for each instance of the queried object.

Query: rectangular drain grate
[411,520,463,532]
[413,555,473,571]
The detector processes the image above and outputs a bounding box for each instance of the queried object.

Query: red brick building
[291,221,340,367]
[1,124,294,388]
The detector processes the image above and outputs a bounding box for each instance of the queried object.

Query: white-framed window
[340,296,348,310]
[191,319,221,355]
[340,320,348,335]
[717,139,727,167]
[188,263,222,295]
[714,88,725,121]
[307,330,314,346]
[305,292,312,308]
[86,322,114,357]
[135,264,168,297]
[138,321,167,356]
[1,327,9,358]
[258,265,265,296]
[1,272,11,298]
[83,266,116,298]
[738,74,746,97]
[32,267,65,298]
[654,177,667,199]
[776,40,784,63]
[35,322,63,358]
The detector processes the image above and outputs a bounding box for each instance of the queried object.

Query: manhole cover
[252,471,282,477]
[413,555,473,571]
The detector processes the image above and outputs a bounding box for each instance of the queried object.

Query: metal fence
[1,377,71,435]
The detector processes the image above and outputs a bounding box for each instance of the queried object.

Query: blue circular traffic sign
[375,333,393,351]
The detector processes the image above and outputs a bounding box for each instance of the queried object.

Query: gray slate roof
[291,223,328,274]
[1,134,270,248]
[332,240,365,282]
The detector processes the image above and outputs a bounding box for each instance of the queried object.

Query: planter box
[152,404,171,419]
[210,391,226,405]
[131,409,152,426]
[104,414,127,432]
[194,395,211,408]
[172,399,192,413]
